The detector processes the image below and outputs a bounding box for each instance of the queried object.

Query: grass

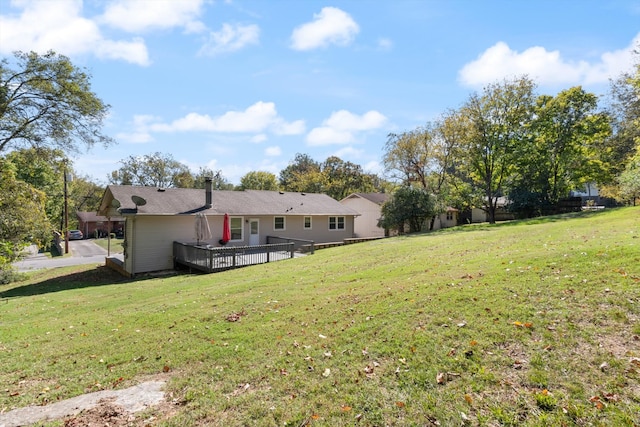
[1,207,639,426]
[91,237,124,254]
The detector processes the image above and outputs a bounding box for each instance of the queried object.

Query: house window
[446,212,453,221]
[304,216,312,229]
[230,217,243,240]
[274,216,285,230]
[329,216,345,230]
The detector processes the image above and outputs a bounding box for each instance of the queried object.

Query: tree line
[1,49,639,280]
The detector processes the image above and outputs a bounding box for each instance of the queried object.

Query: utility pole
[64,164,69,254]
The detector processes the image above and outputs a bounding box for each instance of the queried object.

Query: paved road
[13,240,123,272]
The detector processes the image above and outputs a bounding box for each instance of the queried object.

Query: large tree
[279,153,324,194]
[321,156,377,200]
[0,51,113,153]
[193,167,234,190]
[109,152,193,188]
[0,160,51,281]
[509,87,611,216]
[238,171,279,191]
[4,147,66,229]
[379,186,438,233]
[459,77,537,223]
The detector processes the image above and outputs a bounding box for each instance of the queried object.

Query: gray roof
[99,185,360,217]
[342,192,390,205]
[77,211,124,222]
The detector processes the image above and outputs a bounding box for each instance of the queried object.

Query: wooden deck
[173,241,295,273]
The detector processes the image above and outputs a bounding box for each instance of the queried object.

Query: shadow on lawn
[1,266,164,299]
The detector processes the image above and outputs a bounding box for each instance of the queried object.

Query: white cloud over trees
[459,33,640,87]
[290,7,360,51]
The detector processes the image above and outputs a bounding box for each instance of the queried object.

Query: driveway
[13,240,123,272]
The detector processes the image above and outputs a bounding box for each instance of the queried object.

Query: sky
[1,0,639,186]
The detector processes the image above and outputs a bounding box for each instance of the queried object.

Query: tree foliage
[4,147,66,229]
[379,186,438,233]
[321,156,378,200]
[0,51,113,154]
[239,171,279,191]
[0,160,51,281]
[459,77,537,223]
[509,87,611,216]
[279,153,384,200]
[193,167,233,190]
[279,153,324,194]
[109,152,194,188]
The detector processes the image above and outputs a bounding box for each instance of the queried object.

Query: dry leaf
[464,394,473,404]
[322,368,331,377]
[341,405,352,412]
[395,401,405,408]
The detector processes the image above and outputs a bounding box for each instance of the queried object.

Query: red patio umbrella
[221,213,231,244]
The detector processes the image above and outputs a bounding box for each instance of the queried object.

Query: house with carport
[97,180,359,276]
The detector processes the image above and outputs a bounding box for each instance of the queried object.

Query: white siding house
[98,184,359,276]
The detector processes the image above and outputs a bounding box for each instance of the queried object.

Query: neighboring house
[340,193,390,237]
[432,207,459,230]
[76,211,125,238]
[341,192,459,237]
[471,197,515,223]
[97,183,359,276]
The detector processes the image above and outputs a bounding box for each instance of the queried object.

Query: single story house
[76,211,125,238]
[340,192,459,237]
[471,197,515,223]
[340,193,390,237]
[97,181,359,276]
[432,207,459,230]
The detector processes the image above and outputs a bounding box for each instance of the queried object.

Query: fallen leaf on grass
[589,395,605,409]
[603,392,619,402]
[322,368,331,377]
[341,405,352,412]
[163,365,170,373]
[464,394,473,404]
[395,401,405,408]
[311,414,320,420]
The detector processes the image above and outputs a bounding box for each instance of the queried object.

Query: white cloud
[100,0,206,33]
[0,0,150,65]
[199,23,260,56]
[148,102,305,136]
[306,110,387,146]
[307,127,354,145]
[325,110,388,131]
[377,37,393,51]
[265,146,282,156]
[290,7,359,51]
[251,134,268,143]
[333,146,364,159]
[459,33,640,87]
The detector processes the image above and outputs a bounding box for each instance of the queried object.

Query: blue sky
[1,0,639,185]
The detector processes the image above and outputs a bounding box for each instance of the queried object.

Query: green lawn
[91,237,124,254]
[1,208,639,426]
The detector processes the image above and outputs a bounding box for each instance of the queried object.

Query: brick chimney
[205,177,212,208]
